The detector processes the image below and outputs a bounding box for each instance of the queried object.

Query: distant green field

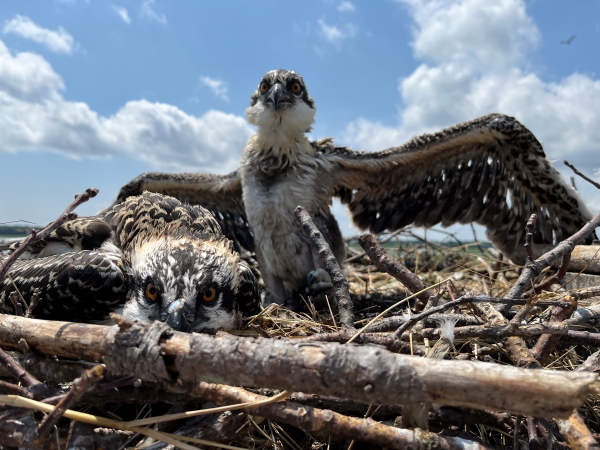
[0,225,38,237]
[346,238,492,249]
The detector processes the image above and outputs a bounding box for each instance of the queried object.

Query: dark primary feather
[312,114,593,263]
[113,114,594,266]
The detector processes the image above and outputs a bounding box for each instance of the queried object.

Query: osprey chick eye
[202,286,217,303]
[145,281,159,302]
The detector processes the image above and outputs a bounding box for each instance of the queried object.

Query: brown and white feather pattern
[113,171,254,258]
[109,70,595,299]
[8,217,112,259]
[0,248,125,320]
[1,193,260,330]
[316,114,593,263]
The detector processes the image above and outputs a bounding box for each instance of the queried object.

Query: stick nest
[2,232,600,450]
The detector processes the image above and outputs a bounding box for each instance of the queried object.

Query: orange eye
[202,286,217,303]
[145,282,159,302]
[260,82,269,93]
[291,82,301,94]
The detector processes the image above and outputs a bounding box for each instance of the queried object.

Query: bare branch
[294,206,354,329]
[358,233,429,311]
[504,208,600,304]
[565,160,600,190]
[0,313,597,418]
[0,188,99,283]
[36,365,104,440]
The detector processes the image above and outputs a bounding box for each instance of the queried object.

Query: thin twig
[25,288,42,318]
[294,206,354,329]
[0,347,51,398]
[358,233,429,311]
[348,278,449,344]
[565,160,600,190]
[0,188,99,283]
[525,214,538,263]
[525,253,571,298]
[527,416,541,450]
[503,207,600,308]
[36,365,105,439]
[393,295,572,338]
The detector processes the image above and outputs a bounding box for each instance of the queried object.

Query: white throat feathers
[245,101,316,153]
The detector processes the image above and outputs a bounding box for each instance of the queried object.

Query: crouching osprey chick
[0,192,260,333]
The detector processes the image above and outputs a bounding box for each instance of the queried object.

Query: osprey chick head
[122,226,259,334]
[246,70,316,140]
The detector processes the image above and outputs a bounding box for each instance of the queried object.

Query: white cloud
[0,40,252,172]
[340,0,600,223]
[112,5,131,25]
[337,1,356,13]
[403,0,539,71]
[343,0,600,211]
[2,15,75,54]
[317,18,357,48]
[200,76,229,102]
[141,0,167,25]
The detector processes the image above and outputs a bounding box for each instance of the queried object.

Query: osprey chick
[113,70,595,303]
[1,192,260,332]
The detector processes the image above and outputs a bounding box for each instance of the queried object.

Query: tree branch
[294,206,354,329]
[358,233,429,311]
[0,313,596,418]
[0,188,99,283]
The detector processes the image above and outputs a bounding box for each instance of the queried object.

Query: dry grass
[3,230,600,449]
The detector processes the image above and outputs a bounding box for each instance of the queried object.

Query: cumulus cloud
[0,40,252,172]
[337,1,356,13]
[112,5,131,24]
[317,18,357,48]
[339,0,600,224]
[2,15,75,54]
[343,0,600,210]
[200,76,229,102]
[141,0,167,25]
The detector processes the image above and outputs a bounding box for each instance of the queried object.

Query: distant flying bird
[0,193,260,332]
[112,70,594,303]
[560,35,577,45]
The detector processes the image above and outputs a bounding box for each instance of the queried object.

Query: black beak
[267,84,290,111]
[165,299,190,332]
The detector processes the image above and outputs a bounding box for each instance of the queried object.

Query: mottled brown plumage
[113,69,595,302]
[1,192,260,331]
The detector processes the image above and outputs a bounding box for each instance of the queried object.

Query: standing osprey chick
[1,193,260,333]
[113,70,595,303]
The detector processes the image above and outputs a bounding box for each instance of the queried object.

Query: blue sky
[0,0,599,241]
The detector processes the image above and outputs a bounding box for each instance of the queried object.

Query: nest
[2,208,600,449]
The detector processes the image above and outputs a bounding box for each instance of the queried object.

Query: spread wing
[112,171,253,255]
[318,114,594,263]
[0,250,126,322]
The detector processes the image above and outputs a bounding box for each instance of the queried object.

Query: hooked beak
[165,299,190,332]
[267,84,291,111]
